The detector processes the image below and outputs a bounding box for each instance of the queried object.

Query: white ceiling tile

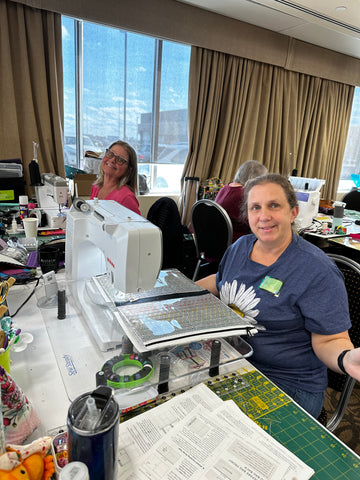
[176,0,360,58]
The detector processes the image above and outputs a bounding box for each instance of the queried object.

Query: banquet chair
[341,188,360,212]
[322,253,360,432]
[147,197,184,271]
[190,199,233,281]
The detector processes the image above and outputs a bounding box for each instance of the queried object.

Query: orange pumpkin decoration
[0,437,54,480]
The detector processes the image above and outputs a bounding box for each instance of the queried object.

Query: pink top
[90,184,141,216]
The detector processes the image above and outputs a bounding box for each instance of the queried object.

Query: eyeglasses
[104,148,129,166]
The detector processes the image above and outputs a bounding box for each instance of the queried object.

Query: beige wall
[11,0,360,86]
[137,194,180,218]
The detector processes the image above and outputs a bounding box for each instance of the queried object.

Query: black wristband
[337,349,350,375]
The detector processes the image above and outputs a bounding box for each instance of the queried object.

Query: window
[62,17,190,193]
[338,87,360,193]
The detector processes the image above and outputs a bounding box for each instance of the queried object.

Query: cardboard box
[73,173,97,197]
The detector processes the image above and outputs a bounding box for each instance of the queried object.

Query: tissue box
[73,174,97,197]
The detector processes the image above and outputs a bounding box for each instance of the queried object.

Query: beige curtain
[180,47,354,227]
[0,0,64,199]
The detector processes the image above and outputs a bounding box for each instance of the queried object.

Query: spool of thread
[158,354,170,394]
[29,159,42,186]
[122,335,133,354]
[73,198,90,213]
[57,289,66,319]
[209,339,221,377]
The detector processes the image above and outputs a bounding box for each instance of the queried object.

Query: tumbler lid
[333,201,346,208]
[68,386,119,433]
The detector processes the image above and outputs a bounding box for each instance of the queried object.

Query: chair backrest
[326,254,360,392]
[147,197,183,270]
[324,253,360,431]
[341,189,360,212]
[327,254,360,349]
[191,199,233,261]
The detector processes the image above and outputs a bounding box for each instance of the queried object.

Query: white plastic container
[59,461,89,480]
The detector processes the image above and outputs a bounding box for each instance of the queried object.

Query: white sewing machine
[35,173,68,228]
[289,176,325,230]
[65,199,162,351]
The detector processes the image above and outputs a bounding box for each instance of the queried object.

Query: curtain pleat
[180,46,354,226]
[0,0,64,199]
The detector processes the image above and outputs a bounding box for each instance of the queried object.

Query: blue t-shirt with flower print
[216,232,351,393]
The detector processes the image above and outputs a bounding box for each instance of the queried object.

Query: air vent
[253,0,360,35]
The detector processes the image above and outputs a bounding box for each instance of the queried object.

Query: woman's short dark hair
[242,174,298,223]
[96,140,138,194]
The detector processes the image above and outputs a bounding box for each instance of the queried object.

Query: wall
[137,194,180,218]
[11,0,360,86]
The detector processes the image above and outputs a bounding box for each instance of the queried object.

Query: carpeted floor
[323,382,360,455]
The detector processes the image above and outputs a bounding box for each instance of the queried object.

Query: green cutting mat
[206,370,291,421]
[207,370,360,480]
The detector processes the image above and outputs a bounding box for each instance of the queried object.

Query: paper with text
[117,383,314,480]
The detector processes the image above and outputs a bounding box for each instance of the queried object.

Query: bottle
[67,386,119,480]
[19,195,29,220]
[331,201,346,233]
[9,217,18,234]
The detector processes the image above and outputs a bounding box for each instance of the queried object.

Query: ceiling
[176,0,360,59]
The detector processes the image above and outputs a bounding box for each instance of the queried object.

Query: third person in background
[215,160,268,242]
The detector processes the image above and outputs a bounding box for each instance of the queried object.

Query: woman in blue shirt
[197,173,360,418]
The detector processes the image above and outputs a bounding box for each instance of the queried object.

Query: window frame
[63,17,190,194]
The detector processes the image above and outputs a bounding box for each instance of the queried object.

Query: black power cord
[8,276,41,318]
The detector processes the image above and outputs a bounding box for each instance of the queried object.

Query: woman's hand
[343,348,360,381]
[312,331,360,379]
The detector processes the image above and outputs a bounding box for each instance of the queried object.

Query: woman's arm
[311,332,360,380]
[195,274,219,296]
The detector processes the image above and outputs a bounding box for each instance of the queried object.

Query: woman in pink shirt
[90,140,141,215]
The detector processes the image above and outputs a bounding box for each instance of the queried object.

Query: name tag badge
[259,276,283,297]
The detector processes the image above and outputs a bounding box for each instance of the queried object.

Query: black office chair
[147,197,184,271]
[322,254,360,432]
[342,188,360,212]
[190,199,233,281]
